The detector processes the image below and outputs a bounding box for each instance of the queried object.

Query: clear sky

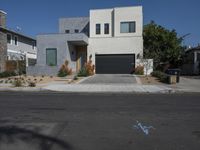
[0,0,199,46]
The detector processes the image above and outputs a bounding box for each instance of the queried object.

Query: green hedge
[151,71,168,83]
[0,71,17,78]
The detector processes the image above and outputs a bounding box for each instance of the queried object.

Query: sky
[0,0,199,46]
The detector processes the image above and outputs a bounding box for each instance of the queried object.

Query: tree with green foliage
[143,21,184,69]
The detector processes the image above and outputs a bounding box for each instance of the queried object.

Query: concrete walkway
[80,74,137,84]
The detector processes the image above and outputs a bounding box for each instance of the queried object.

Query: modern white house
[27,6,143,75]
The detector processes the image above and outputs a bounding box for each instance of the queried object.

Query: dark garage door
[95,54,135,74]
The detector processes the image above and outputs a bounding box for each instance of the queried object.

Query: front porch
[68,39,88,73]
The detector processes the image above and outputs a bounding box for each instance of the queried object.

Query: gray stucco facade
[59,17,89,35]
[27,17,89,76]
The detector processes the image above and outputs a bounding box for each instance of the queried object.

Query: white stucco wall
[88,37,143,64]
[136,59,153,75]
[88,6,143,65]
[114,6,143,37]
[90,9,113,38]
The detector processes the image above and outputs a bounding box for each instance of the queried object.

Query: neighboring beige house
[0,9,37,73]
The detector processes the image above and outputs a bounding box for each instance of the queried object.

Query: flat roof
[90,5,142,11]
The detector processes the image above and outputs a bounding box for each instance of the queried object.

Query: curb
[76,75,95,84]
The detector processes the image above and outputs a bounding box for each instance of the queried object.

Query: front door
[76,46,87,72]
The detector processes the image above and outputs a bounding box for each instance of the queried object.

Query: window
[120,22,136,33]
[14,36,18,45]
[65,30,70,34]
[197,53,200,61]
[96,24,101,35]
[7,34,12,44]
[46,48,57,66]
[104,23,109,34]
[75,29,79,33]
[0,15,1,26]
[32,41,35,50]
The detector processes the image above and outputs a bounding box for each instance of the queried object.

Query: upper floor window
[75,29,79,33]
[104,23,109,34]
[32,41,35,50]
[120,21,136,33]
[7,34,12,44]
[96,24,101,35]
[14,36,18,45]
[65,30,70,34]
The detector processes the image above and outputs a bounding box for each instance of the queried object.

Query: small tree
[78,56,95,77]
[143,21,184,69]
[57,60,72,77]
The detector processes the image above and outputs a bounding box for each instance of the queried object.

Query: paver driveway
[80,74,137,84]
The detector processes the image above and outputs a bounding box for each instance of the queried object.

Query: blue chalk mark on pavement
[133,120,155,135]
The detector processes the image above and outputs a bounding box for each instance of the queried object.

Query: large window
[96,24,101,35]
[46,48,57,66]
[7,34,12,44]
[120,21,136,33]
[104,23,109,34]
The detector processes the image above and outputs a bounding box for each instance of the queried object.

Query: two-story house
[0,10,37,73]
[27,6,143,75]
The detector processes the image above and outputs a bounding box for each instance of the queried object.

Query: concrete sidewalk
[42,83,174,93]
[1,76,200,93]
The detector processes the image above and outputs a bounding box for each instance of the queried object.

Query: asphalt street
[0,92,200,150]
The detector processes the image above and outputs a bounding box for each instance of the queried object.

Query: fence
[5,60,26,74]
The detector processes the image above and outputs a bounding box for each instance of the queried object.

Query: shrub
[134,65,144,75]
[77,57,95,77]
[0,71,17,78]
[85,59,95,76]
[151,71,168,83]
[13,79,23,87]
[28,81,36,87]
[57,60,72,77]
[78,68,88,77]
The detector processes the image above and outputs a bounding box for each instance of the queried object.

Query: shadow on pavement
[0,126,72,150]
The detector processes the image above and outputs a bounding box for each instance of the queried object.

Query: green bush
[151,71,168,83]
[77,68,88,77]
[0,71,17,78]
[57,60,72,77]
[57,70,68,77]
[13,79,23,87]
